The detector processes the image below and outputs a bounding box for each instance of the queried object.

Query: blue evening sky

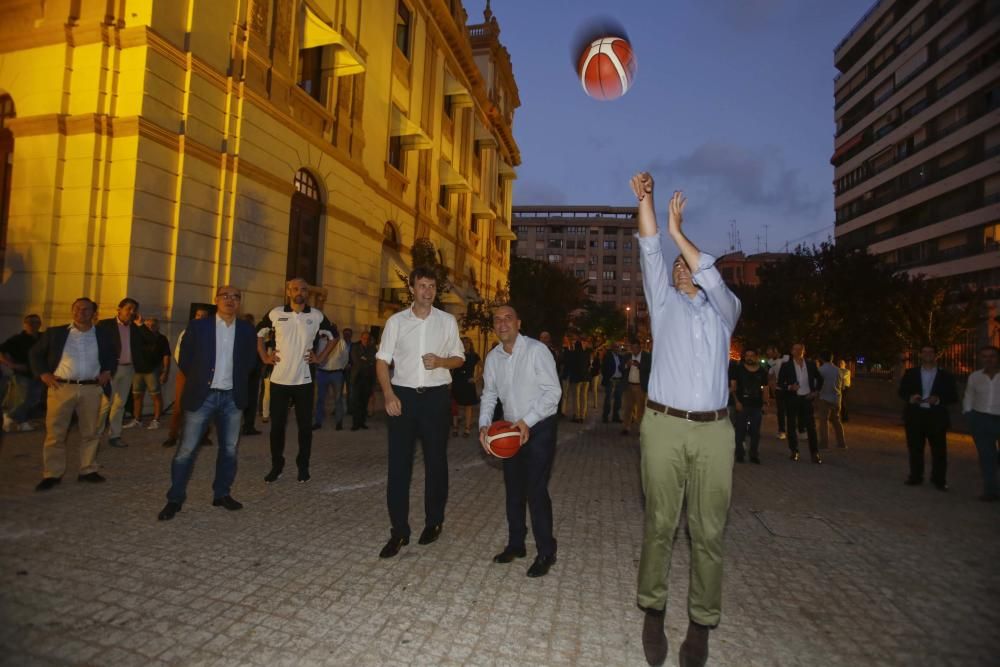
[466,0,877,255]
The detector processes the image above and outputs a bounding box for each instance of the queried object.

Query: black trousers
[386,385,450,538]
[904,409,948,486]
[243,366,261,431]
[734,406,763,459]
[351,374,374,427]
[269,382,314,471]
[785,394,818,455]
[503,414,558,557]
[774,390,788,434]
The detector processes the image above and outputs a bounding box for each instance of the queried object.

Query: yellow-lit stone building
[0,0,520,340]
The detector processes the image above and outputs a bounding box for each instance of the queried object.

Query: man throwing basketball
[479,305,562,577]
[631,173,740,667]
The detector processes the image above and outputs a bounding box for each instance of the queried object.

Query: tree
[460,286,509,336]
[507,256,588,339]
[573,300,626,342]
[888,275,982,351]
[394,237,451,309]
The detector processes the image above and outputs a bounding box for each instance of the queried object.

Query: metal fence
[854,329,1000,381]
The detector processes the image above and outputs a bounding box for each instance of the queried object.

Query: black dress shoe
[335,421,343,431]
[679,621,710,667]
[812,454,823,464]
[379,535,409,558]
[108,437,127,448]
[242,427,262,436]
[749,457,761,464]
[162,436,178,448]
[311,423,321,431]
[212,495,243,510]
[492,546,527,563]
[158,501,181,521]
[350,425,360,431]
[790,451,800,461]
[418,524,442,545]
[526,553,556,577]
[642,610,668,666]
[77,472,106,483]
[735,455,745,464]
[933,482,948,492]
[35,477,61,492]
[264,467,283,483]
[903,478,922,486]
[298,469,311,483]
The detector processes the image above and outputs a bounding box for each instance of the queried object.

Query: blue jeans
[314,369,346,426]
[3,375,43,422]
[968,410,1000,496]
[167,389,243,505]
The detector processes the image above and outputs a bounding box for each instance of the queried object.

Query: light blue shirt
[920,366,937,407]
[479,334,562,428]
[638,235,741,412]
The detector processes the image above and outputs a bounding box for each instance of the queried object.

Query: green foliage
[460,286,509,335]
[507,256,588,339]
[573,300,626,342]
[734,243,981,365]
[394,237,451,309]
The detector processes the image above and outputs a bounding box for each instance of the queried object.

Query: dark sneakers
[35,477,61,492]
[641,610,668,666]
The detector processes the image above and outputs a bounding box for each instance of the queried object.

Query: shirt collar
[69,323,95,334]
[216,314,235,328]
[283,305,312,313]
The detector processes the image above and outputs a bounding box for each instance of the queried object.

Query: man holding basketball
[630,172,740,667]
[479,305,562,577]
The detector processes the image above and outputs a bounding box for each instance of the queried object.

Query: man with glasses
[157,287,258,520]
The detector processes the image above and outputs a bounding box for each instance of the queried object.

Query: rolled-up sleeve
[375,316,398,364]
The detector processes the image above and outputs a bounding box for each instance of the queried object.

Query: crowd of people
[2,176,998,667]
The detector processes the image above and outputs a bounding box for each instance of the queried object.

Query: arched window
[383,221,400,250]
[0,95,14,275]
[287,169,323,284]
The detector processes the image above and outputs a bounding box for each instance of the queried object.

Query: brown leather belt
[55,377,99,385]
[646,400,728,422]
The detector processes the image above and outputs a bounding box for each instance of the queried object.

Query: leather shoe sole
[379,535,409,558]
[418,524,442,545]
[492,547,527,563]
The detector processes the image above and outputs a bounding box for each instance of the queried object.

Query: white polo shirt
[375,305,464,388]
[258,305,336,386]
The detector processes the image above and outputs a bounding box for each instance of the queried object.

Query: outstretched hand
[667,190,687,236]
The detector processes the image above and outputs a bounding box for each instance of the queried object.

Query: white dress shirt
[628,354,642,384]
[479,335,562,428]
[53,324,101,380]
[963,369,1000,415]
[211,315,236,390]
[376,306,464,388]
[793,359,811,396]
[639,235,741,412]
[319,338,350,371]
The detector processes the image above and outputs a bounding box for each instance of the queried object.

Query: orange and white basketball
[577,36,637,101]
[485,421,523,459]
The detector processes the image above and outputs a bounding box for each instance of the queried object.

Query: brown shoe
[678,621,710,667]
[641,610,668,666]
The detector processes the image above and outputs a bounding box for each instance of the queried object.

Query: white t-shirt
[375,306,464,388]
[258,306,336,386]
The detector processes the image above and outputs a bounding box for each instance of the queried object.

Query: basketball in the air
[485,421,523,459]
[577,36,637,101]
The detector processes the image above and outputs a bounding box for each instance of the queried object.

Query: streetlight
[625,305,631,337]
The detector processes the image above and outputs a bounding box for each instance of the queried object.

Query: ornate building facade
[0,0,519,337]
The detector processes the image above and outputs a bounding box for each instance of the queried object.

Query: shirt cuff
[375,350,393,364]
[256,328,271,338]
[637,234,661,254]
[691,252,723,290]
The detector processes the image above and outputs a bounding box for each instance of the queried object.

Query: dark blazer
[777,358,823,394]
[178,317,258,411]
[898,366,958,429]
[620,351,653,393]
[30,324,118,396]
[350,343,377,383]
[601,350,626,385]
[96,317,156,373]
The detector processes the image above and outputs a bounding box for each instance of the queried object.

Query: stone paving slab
[0,402,997,666]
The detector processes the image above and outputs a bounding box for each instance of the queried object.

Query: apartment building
[0,0,519,337]
[511,206,650,335]
[832,0,999,294]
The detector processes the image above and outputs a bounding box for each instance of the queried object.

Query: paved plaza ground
[0,397,997,666]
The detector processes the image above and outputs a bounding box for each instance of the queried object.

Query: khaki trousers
[570,381,590,419]
[637,409,734,626]
[99,364,134,438]
[43,383,104,478]
[817,398,846,449]
[623,383,646,433]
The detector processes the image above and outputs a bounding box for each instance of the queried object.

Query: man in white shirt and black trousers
[478,305,562,577]
[375,267,465,559]
[257,278,337,484]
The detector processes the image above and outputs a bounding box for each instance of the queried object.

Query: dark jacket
[350,343,377,383]
[565,344,591,383]
[621,350,653,393]
[898,366,959,429]
[601,350,626,385]
[29,324,118,396]
[776,357,823,394]
[96,317,157,373]
[178,317,258,411]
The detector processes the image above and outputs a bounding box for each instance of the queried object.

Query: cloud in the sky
[513,180,569,205]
